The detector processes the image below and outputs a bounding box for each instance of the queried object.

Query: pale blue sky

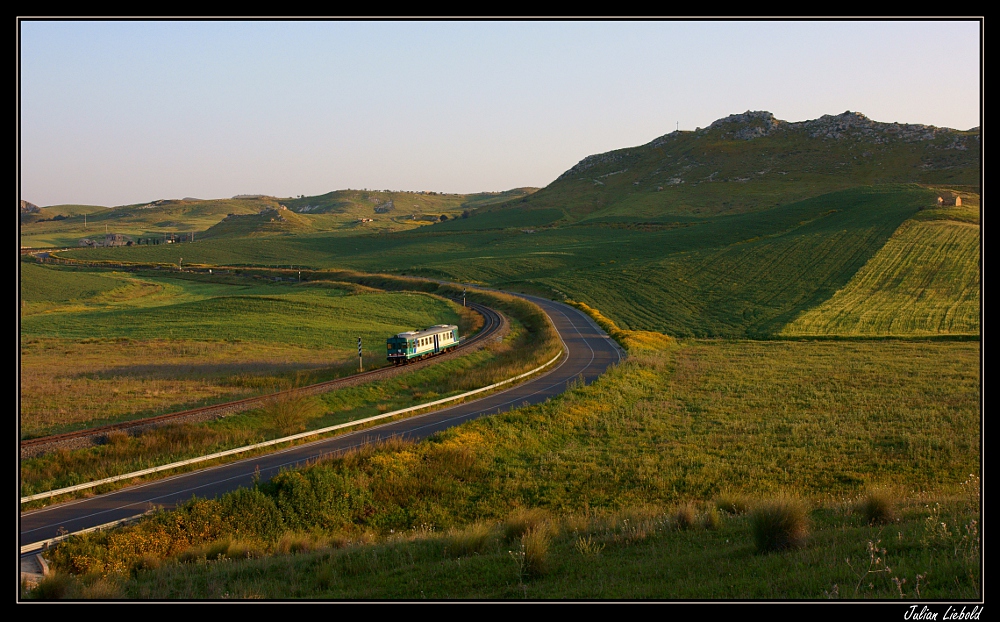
[19,20,981,207]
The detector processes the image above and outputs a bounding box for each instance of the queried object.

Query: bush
[750,497,810,553]
[30,572,75,600]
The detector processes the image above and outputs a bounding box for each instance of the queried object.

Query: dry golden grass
[19,338,351,437]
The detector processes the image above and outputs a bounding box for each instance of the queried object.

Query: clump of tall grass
[574,533,605,557]
[29,572,76,600]
[521,528,551,578]
[177,537,267,563]
[672,502,698,530]
[443,521,494,558]
[504,508,551,541]
[702,506,723,530]
[275,532,325,555]
[858,488,898,525]
[715,492,752,515]
[750,497,810,553]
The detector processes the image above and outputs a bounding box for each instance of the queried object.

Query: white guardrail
[21,351,563,505]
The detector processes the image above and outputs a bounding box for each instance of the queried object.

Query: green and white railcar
[387,324,459,364]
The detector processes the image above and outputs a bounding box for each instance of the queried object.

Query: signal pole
[358,337,363,372]
[463,287,466,307]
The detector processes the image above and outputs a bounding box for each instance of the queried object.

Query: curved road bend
[20,296,623,549]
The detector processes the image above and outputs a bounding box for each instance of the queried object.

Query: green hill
[19,198,273,248]
[483,111,979,225]
[20,190,540,248]
[201,206,314,239]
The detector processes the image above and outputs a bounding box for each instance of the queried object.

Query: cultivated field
[783,218,980,336]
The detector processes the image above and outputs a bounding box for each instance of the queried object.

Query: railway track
[20,301,505,459]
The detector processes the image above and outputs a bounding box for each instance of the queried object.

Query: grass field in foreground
[41,338,979,599]
[63,495,977,600]
[782,218,980,336]
[19,265,470,437]
[55,186,946,337]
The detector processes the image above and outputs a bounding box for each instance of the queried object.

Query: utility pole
[358,337,363,372]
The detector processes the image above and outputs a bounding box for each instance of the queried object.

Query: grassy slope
[782,218,980,336]
[518,114,980,221]
[59,185,939,337]
[20,262,132,302]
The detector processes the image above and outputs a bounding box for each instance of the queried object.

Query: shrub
[750,497,810,553]
[30,572,75,600]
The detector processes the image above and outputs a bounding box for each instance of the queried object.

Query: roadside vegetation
[33,336,979,598]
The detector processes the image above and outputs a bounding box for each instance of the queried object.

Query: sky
[19,20,982,207]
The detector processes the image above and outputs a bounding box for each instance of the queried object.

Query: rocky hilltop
[561,111,977,181]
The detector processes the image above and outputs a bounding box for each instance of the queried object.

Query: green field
[19,264,470,437]
[20,286,557,502]
[59,185,951,337]
[783,218,980,336]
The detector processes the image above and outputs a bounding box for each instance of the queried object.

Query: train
[387,324,459,364]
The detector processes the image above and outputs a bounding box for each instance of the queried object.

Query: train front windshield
[387,337,410,357]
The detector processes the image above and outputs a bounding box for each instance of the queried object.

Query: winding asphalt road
[19,295,623,551]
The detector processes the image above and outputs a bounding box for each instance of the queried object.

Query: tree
[439,214,449,221]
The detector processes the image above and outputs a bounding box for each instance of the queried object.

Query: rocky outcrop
[697,110,974,148]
